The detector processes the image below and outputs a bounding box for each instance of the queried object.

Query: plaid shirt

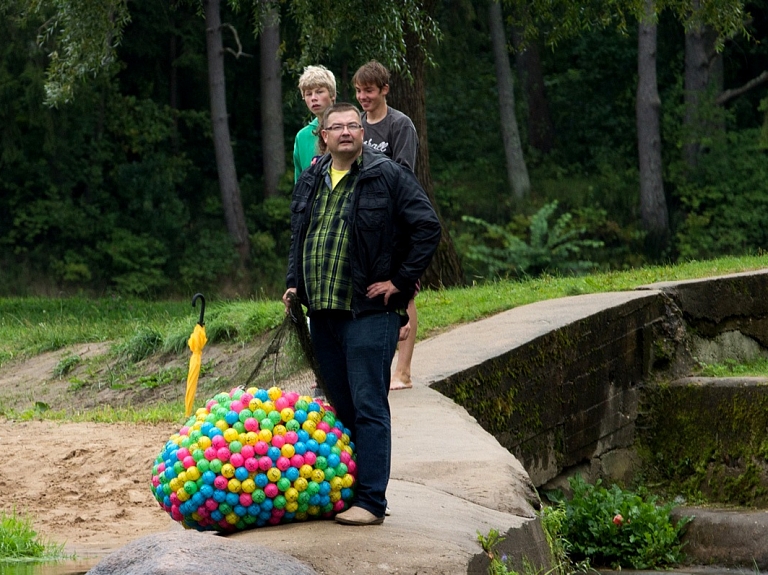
[302,158,361,311]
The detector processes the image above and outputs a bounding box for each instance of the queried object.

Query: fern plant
[461,201,603,279]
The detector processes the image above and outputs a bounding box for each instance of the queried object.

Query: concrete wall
[428,270,768,487]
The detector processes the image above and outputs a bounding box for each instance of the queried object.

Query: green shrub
[460,201,603,279]
[544,475,692,569]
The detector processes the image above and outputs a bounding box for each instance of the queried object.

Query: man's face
[322,110,364,158]
[303,86,334,118]
[355,83,388,114]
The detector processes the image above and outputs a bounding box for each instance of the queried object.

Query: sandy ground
[0,419,179,558]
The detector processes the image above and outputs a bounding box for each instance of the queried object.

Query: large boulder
[87,530,317,575]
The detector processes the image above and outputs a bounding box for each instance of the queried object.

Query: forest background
[2,0,768,299]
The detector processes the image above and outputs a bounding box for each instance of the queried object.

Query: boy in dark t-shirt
[354,60,420,391]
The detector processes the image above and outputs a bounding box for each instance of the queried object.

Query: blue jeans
[309,310,400,517]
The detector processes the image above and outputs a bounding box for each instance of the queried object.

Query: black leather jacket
[287,146,441,317]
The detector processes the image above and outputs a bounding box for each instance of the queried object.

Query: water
[0,558,100,575]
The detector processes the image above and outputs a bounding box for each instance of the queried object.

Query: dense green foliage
[543,476,692,570]
[3,1,768,297]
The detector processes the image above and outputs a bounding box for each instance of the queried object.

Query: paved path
[228,290,668,574]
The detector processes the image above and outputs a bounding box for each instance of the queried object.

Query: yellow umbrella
[185,293,208,417]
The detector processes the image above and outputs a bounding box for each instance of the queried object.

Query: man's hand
[399,321,411,342]
[282,288,297,314]
[366,280,400,305]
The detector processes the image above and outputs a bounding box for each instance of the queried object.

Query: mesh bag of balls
[151,386,356,531]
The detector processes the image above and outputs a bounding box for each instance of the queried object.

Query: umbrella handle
[192,293,206,326]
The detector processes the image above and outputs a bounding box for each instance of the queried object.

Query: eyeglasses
[324,123,363,133]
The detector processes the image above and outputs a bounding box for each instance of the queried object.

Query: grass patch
[0,508,68,561]
[697,357,768,377]
[4,403,187,425]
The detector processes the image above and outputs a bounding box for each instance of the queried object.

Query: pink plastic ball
[214,476,228,490]
[244,418,259,432]
[254,441,269,455]
[264,484,279,498]
[212,435,227,449]
[290,454,305,468]
[284,431,298,445]
[229,453,244,468]
[244,457,259,472]
[204,447,217,461]
[271,434,286,448]
[217,447,231,462]
[230,400,244,413]
[276,456,291,471]
[316,422,331,433]
[304,452,317,465]
[239,493,253,507]
[258,456,272,471]
[274,397,289,411]
[183,456,196,469]
[240,445,255,459]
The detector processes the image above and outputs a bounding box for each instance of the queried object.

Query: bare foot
[390,377,412,391]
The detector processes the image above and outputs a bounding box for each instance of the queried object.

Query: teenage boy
[293,65,336,182]
[353,60,419,390]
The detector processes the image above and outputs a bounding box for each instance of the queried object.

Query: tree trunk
[388,3,463,288]
[510,26,555,153]
[684,0,722,169]
[260,3,285,199]
[488,0,530,200]
[204,0,250,266]
[636,0,669,257]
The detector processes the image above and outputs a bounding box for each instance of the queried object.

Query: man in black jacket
[283,102,440,526]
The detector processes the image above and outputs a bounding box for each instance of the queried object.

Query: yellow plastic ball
[311,469,325,483]
[198,436,212,450]
[169,478,182,492]
[330,491,341,503]
[244,432,258,446]
[312,430,326,444]
[294,477,308,492]
[342,474,355,488]
[258,429,273,443]
[299,464,313,479]
[285,487,299,502]
[177,471,188,484]
[223,428,239,443]
[280,408,294,422]
[308,505,320,516]
[249,398,261,411]
[307,411,321,424]
[267,467,281,482]
[225,512,238,525]
[330,477,343,491]
[186,467,201,481]
[176,488,190,502]
[215,420,229,432]
[268,386,282,401]
[296,512,308,521]
[227,478,242,493]
[262,402,274,414]
[285,501,299,513]
[241,478,256,493]
[281,444,295,458]
[221,464,235,479]
[273,425,287,436]
[302,420,316,434]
